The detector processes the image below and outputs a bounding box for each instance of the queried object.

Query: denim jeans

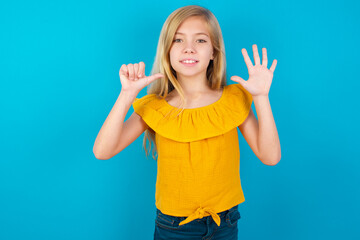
[154,205,241,240]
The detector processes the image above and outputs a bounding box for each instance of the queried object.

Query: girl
[93,5,280,240]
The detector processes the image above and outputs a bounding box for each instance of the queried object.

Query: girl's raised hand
[231,44,277,97]
[119,61,164,95]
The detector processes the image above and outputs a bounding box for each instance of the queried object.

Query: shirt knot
[178,206,221,227]
[196,207,206,219]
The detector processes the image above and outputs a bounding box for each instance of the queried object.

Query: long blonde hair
[143,5,227,160]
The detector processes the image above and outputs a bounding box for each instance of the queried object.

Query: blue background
[1,0,359,239]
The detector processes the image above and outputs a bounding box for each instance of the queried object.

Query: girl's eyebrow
[175,32,209,37]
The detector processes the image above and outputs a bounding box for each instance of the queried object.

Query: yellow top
[132,83,253,227]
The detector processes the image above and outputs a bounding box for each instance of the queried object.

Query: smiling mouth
[180,60,199,63]
[180,60,199,66]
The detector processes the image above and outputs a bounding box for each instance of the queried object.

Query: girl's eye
[173,39,207,43]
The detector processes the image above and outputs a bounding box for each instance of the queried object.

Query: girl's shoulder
[132,84,253,142]
[132,93,161,110]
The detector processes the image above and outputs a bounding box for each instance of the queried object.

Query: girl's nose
[182,41,196,53]
[183,47,196,53]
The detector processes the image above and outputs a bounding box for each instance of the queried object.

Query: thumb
[231,76,247,89]
[141,73,164,86]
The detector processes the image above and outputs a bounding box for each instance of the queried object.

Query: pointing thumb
[142,73,164,86]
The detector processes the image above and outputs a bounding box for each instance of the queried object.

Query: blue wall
[1,0,359,239]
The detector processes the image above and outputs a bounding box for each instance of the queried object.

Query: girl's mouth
[180,60,199,67]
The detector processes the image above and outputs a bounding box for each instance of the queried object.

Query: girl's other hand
[119,61,164,95]
[231,44,277,97]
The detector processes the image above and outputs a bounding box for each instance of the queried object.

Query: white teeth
[182,60,196,63]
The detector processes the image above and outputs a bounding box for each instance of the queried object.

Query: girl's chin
[173,67,207,77]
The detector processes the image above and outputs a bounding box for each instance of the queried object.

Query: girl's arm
[232,44,281,165]
[93,62,164,159]
[238,102,281,166]
[253,95,281,165]
[93,90,138,160]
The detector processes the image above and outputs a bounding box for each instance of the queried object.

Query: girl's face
[169,16,214,79]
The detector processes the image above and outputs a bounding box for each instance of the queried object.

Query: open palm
[231,44,277,97]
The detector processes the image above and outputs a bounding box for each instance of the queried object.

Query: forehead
[175,16,209,35]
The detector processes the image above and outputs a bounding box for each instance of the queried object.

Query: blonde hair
[142,5,227,160]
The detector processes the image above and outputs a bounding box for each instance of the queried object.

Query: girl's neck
[175,73,211,97]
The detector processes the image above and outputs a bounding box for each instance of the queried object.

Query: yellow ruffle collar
[132,84,253,142]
